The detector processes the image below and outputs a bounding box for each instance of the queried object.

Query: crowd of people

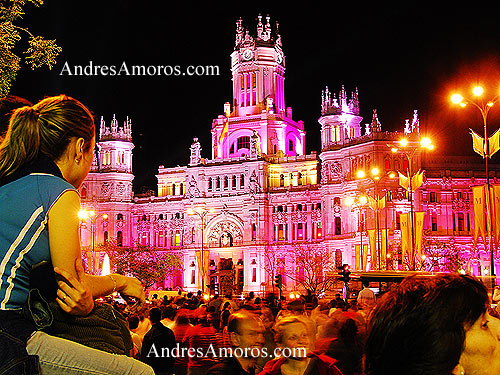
[115,289,369,375]
[1,94,500,375]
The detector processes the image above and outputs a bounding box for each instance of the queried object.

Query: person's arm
[48,190,145,315]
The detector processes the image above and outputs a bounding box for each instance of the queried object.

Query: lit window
[297,223,303,239]
[174,231,181,246]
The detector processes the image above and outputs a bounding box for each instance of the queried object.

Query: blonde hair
[273,316,310,344]
[0,95,94,178]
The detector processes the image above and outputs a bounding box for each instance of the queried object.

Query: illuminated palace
[79,16,500,294]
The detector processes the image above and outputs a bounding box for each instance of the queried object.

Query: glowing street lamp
[187,207,215,293]
[451,85,500,286]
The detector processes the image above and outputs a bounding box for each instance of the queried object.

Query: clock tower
[231,14,285,117]
[211,15,305,159]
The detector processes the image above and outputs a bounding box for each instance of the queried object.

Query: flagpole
[483,114,495,286]
[391,135,433,270]
[452,88,498,287]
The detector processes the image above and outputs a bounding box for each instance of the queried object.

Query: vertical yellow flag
[414,212,425,259]
[411,170,424,190]
[400,213,410,266]
[368,229,377,269]
[196,250,203,286]
[399,172,410,191]
[381,228,388,265]
[488,128,500,158]
[362,244,368,272]
[355,244,361,270]
[218,117,229,143]
[490,185,500,252]
[472,185,487,250]
[378,196,386,210]
[196,250,210,289]
[470,128,486,158]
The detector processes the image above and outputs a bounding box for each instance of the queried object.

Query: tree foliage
[264,243,338,295]
[0,0,61,97]
[387,234,469,273]
[94,241,184,290]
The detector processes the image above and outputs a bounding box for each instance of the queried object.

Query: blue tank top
[0,173,75,310]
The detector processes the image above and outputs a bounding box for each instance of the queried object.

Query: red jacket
[258,353,343,375]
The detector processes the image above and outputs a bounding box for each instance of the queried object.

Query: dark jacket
[206,356,256,375]
[258,353,344,375]
[141,322,176,374]
[0,288,54,375]
[0,310,39,374]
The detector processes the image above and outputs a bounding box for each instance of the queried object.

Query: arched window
[237,136,250,150]
[117,213,123,220]
[280,174,285,187]
[403,158,409,171]
[117,231,123,246]
[208,177,212,191]
[394,159,400,171]
[288,139,294,152]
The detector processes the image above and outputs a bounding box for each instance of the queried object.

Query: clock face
[242,49,253,61]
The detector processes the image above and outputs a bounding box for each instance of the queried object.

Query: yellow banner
[196,250,210,289]
[399,171,410,191]
[490,185,500,252]
[411,170,424,190]
[414,212,425,259]
[470,128,486,158]
[381,228,388,264]
[472,185,487,250]
[355,244,361,271]
[369,196,386,211]
[400,213,410,265]
[368,229,377,269]
[362,244,368,272]
[488,128,500,158]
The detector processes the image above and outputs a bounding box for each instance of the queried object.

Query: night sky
[10,1,500,190]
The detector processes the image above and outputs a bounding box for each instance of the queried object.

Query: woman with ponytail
[0,95,153,374]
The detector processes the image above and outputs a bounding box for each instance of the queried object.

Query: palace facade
[79,15,500,294]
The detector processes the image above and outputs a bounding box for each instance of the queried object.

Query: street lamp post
[78,209,108,275]
[452,86,500,286]
[356,168,396,270]
[389,136,434,270]
[187,207,215,293]
[345,195,368,270]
